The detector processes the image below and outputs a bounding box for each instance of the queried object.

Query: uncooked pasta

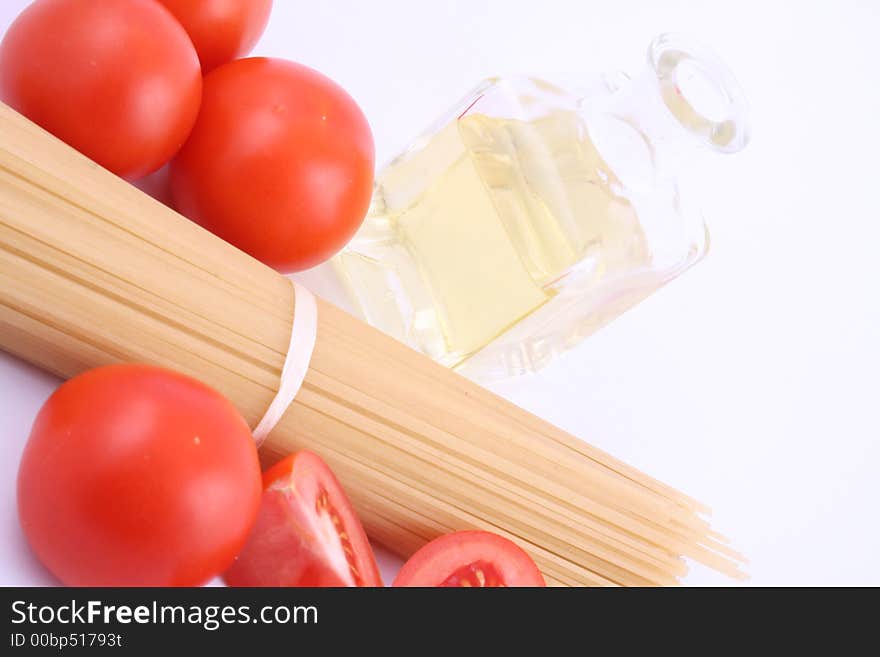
[0,102,744,586]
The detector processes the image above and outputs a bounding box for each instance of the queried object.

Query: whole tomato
[0,0,202,179]
[170,58,374,272]
[157,0,273,73]
[17,364,262,586]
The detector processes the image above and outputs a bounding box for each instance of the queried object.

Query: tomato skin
[0,0,201,179]
[393,531,546,587]
[224,451,383,587]
[157,0,273,73]
[169,58,374,272]
[17,364,262,587]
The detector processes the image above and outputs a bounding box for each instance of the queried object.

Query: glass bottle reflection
[334,34,750,380]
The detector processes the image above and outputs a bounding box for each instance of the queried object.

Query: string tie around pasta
[252,279,317,446]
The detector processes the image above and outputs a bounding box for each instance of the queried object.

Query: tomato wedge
[224,451,382,587]
[393,531,545,587]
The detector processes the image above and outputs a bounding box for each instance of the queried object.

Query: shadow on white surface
[0,355,61,586]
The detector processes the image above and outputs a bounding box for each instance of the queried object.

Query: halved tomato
[393,531,546,587]
[224,451,382,587]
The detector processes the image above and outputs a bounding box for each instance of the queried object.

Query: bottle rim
[648,33,751,153]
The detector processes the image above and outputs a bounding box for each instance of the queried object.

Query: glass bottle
[333,34,750,380]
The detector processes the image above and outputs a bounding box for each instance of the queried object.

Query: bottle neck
[581,34,750,189]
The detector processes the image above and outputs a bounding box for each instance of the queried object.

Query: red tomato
[17,364,261,586]
[157,0,273,73]
[169,58,374,272]
[224,451,383,586]
[393,531,546,587]
[0,0,201,179]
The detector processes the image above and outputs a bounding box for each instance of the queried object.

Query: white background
[1,0,879,586]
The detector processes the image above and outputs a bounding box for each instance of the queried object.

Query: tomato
[0,0,201,180]
[156,0,273,73]
[169,58,374,272]
[17,364,261,586]
[224,451,383,586]
[393,531,546,587]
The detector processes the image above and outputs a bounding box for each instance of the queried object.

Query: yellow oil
[335,109,649,367]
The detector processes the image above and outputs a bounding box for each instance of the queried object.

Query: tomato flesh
[313,486,366,585]
[441,560,506,587]
[225,451,382,587]
[393,531,546,587]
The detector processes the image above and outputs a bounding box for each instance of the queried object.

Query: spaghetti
[0,102,745,586]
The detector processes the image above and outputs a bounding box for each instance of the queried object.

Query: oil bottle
[334,34,750,380]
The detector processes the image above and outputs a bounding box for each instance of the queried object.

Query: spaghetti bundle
[0,103,744,585]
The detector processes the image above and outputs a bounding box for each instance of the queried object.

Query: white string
[252,279,318,447]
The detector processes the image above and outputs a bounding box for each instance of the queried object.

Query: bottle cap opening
[649,33,750,153]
